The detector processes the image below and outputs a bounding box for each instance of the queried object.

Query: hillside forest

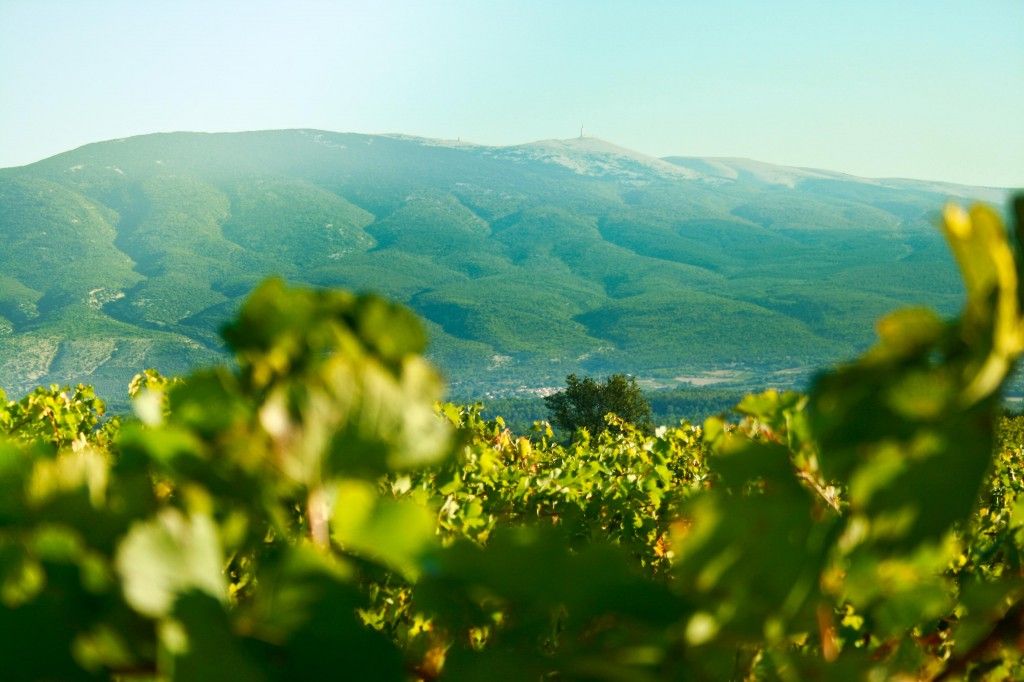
[0,131,1013,408]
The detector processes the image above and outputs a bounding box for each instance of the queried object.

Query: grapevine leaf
[115,509,226,618]
[330,479,437,579]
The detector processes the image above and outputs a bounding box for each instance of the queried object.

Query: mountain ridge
[0,129,1013,406]
[4,129,1013,195]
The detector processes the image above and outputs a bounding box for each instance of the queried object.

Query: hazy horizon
[1,0,1022,187]
[4,126,1021,190]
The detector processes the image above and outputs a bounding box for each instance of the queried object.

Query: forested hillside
[0,130,1011,404]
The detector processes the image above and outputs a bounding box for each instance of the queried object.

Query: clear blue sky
[1,0,1021,186]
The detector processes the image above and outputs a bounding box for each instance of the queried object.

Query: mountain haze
[0,130,1011,405]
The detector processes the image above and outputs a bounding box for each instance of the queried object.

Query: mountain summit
[0,130,1009,403]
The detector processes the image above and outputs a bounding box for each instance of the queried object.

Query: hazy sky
[1,0,1021,186]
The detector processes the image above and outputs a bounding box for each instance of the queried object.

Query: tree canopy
[543,372,652,437]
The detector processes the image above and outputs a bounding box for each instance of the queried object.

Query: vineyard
[2,198,1024,680]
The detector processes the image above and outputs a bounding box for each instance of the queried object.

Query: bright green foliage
[0,383,115,448]
[544,372,653,438]
[0,278,454,679]
[425,407,706,565]
[1,199,1024,680]
[115,508,226,618]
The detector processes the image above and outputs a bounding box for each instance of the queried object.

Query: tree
[544,373,652,437]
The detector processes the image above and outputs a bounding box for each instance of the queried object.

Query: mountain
[0,130,1013,406]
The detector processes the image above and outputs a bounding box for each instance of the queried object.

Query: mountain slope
[0,130,1012,404]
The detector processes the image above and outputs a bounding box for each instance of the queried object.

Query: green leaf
[330,479,437,579]
[239,545,406,680]
[167,592,267,682]
[115,509,226,618]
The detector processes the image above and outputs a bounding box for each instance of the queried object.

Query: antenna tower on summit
[579,124,584,139]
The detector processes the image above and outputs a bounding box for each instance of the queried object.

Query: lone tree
[543,373,652,437]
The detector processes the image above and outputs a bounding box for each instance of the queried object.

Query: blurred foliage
[0,199,1023,680]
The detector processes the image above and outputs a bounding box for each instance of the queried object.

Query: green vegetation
[1,199,1024,679]
[543,373,653,437]
[480,387,749,436]
[0,130,1012,407]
